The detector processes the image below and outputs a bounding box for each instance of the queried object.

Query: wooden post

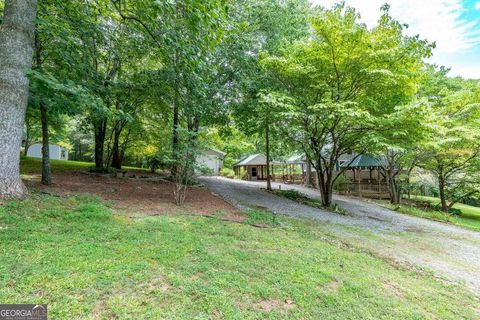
[358,168,362,197]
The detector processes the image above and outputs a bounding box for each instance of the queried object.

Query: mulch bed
[23,171,245,222]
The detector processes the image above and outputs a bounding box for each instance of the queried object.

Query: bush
[333,173,348,193]
[197,165,214,176]
[431,203,462,216]
[236,167,248,180]
[220,168,235,179]
[277,189,304,200]
[147,153,168,173]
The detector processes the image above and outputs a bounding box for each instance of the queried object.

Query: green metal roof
[340,155,384,168]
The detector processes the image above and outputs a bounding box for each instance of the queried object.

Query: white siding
[196,149,224,175]
[26,144,69,160]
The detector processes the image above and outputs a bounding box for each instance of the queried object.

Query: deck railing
[336,182,390,199]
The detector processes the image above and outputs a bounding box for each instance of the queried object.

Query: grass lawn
[407,195,480,231]
[19,157,148,175]
[0,159,477,318]
[1,195,479,319]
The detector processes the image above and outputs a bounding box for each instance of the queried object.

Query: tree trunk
[305,159,313,187]
[438,174,448,212]
[0,0,38,198]
[315,165,333,207]
[171,62,180,177]
[94,120,107,169]
[34,26,51,185]
[24,129,31,156]
[40,101,51,184]
[265,119,271,191]
[387,171,400,204]
[110,128,122,169]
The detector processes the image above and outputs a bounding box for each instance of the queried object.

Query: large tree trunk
[0,0,38,198]
[40,101,51,185]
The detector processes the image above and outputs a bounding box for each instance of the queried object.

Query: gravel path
[199,176,480,296]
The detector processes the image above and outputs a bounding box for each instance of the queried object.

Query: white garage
[196,148,225,175]
[27,143,69,161]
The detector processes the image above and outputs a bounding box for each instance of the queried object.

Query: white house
[196,148,225,175]
[27,143,69,161]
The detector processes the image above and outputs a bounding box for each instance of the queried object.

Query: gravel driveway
[199,176,480,296]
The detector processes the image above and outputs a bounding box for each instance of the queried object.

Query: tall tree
[262,4,432,207]
[373,102,430,204]
[418,69,480,212]
[0,0,38,198]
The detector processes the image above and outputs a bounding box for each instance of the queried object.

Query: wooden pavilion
[233,154,280,181]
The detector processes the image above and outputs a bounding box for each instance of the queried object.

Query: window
[61,150,66,159]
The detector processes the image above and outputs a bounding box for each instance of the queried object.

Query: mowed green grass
[410,195,480,231]
[0,195,479,319]
[2,159,477,318]
[19,157,148,175]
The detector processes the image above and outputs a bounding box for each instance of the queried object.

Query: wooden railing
[336,182,390,199]
[272,174,304,184]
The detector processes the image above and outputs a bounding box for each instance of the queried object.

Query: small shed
[196,148,225,175]
[27,143,69,161]
[233,154,270,181]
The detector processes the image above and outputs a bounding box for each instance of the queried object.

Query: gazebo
[282,154,306,183]
[338,154,389,198]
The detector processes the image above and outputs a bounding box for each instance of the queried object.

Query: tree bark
[438,173,448,212]
[384,169,401,204]
[34,27,51,185]
[305,159,313,187]
[316,169,333,207]
[171,58,180,177]
[110,126,122,169]
[314,158,333,207]
[265,118,272,191]
[0,0,38,198]
[94,120,107,169]
[39,101,51,184]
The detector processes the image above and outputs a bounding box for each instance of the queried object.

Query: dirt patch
[323,279,342,292]
[253,298,295,312]
[23,171,243,222]
[91,299,111,320]
[144,275,172,294]
[382,281,405,299]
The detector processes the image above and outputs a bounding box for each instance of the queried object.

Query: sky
[311,0,480,79]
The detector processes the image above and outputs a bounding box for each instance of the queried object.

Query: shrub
[431,203,462,216]
[197,165,214,176]
[277,189,304,200]
[236,167,248,180]
[147,153,170,173]
[220,168,235,179]
[333,173,349,193]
